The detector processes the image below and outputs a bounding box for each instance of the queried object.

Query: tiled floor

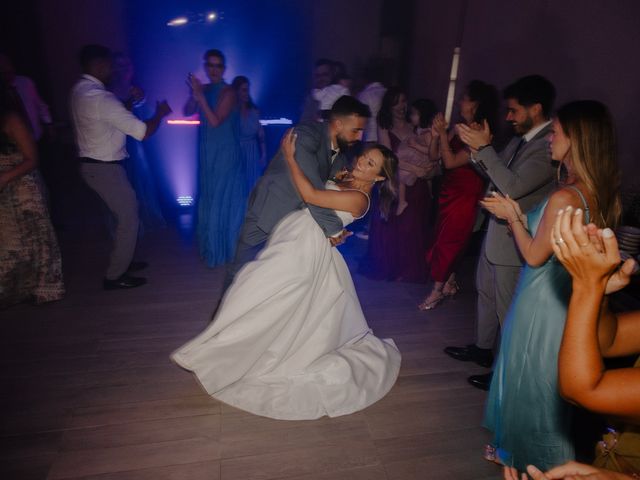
[1,217,502,479]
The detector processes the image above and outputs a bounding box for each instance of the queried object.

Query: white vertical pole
[444,47,461,124]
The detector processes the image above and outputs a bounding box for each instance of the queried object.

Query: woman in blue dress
[232,76,266,193]
[184,49,245,266]
[479,100,621,472]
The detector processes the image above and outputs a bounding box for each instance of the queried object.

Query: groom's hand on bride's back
[329,229,353,247]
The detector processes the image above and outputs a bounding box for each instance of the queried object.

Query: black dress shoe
[127,261,148,272]
[443,344,494,368]
[467,372,492,391]
[103,273,147,290]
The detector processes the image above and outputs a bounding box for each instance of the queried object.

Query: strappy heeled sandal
[418,291,445,311]
[442,280,460,298]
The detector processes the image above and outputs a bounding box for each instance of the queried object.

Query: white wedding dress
[172,182,401,420]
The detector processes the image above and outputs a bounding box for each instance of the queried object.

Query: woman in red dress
[419,80,499,310]
[360,87,435,282]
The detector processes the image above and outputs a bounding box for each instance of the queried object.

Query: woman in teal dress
[232,76,266,193]
[184,49,246,267]
[479,100,621,472]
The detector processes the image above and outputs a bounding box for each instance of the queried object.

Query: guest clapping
[504,207,638,480]
[480,100,622,471]
[420,80,498,310]
[184,49,245,267]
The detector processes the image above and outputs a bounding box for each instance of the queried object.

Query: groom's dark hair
[329,96,371,119]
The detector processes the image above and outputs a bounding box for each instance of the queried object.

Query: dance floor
[1,201,502,479]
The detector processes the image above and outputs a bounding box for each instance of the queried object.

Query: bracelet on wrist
[508,216,523,226]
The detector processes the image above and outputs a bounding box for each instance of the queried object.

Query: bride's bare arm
[281,130,367,218]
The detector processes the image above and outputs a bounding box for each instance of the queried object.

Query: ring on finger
[579,242,589,247]
[555,237,565,245]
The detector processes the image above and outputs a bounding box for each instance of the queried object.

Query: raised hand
[189,74,204,100]
[551,207,637,294]
[432,112,447,136]
[457,119,492,151]
[480,191,523,223]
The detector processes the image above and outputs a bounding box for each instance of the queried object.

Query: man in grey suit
[224,95,370,288]
[444,75,557,390]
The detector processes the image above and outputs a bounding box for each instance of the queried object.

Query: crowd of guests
[1,43,638,479]
[294,58,639,478]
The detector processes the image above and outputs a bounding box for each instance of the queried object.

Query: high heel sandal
[418,291,445,311]
[442,280,459,298]
[483,444,504,466]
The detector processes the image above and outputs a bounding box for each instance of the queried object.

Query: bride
[171,130,402,420]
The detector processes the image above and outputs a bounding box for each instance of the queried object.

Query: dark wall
[409,0,640,186]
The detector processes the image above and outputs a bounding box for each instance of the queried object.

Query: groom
[224,95,371,289]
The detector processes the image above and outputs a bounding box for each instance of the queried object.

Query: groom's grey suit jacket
[474,123,556,266]
[240,121,346,246]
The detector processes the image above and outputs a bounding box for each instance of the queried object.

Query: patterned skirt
[0,152,64,307]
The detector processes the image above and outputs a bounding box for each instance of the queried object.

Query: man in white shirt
[70,44,171,290]
[357,62,387,142]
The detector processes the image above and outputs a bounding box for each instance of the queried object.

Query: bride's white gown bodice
[172,181,400,420]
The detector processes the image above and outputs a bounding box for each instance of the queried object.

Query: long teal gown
[484,187,589,471]
[239,108,263,193]
[197,82,246,267]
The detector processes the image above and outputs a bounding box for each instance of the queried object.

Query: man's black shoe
[103,273,147,290]
[467,372,492,391]
[127,261,148,272]
[443,344,494,368]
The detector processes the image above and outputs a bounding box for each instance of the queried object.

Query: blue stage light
[176,195,194,207]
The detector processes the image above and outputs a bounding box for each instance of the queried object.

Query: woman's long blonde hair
[557,100,621,228]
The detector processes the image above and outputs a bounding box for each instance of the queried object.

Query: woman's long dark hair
[557,100,621,228]
[360,143,398,220]
[231,75,257,110]
[466,80,499,133]
[411,98,438,129]
[377,86,405,131]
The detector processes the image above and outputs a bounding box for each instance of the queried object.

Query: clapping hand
[551,207,637,294]
[187,74,204,100]
[457,119,492,151]
[431,113,448,138]
[480,191,523,224]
